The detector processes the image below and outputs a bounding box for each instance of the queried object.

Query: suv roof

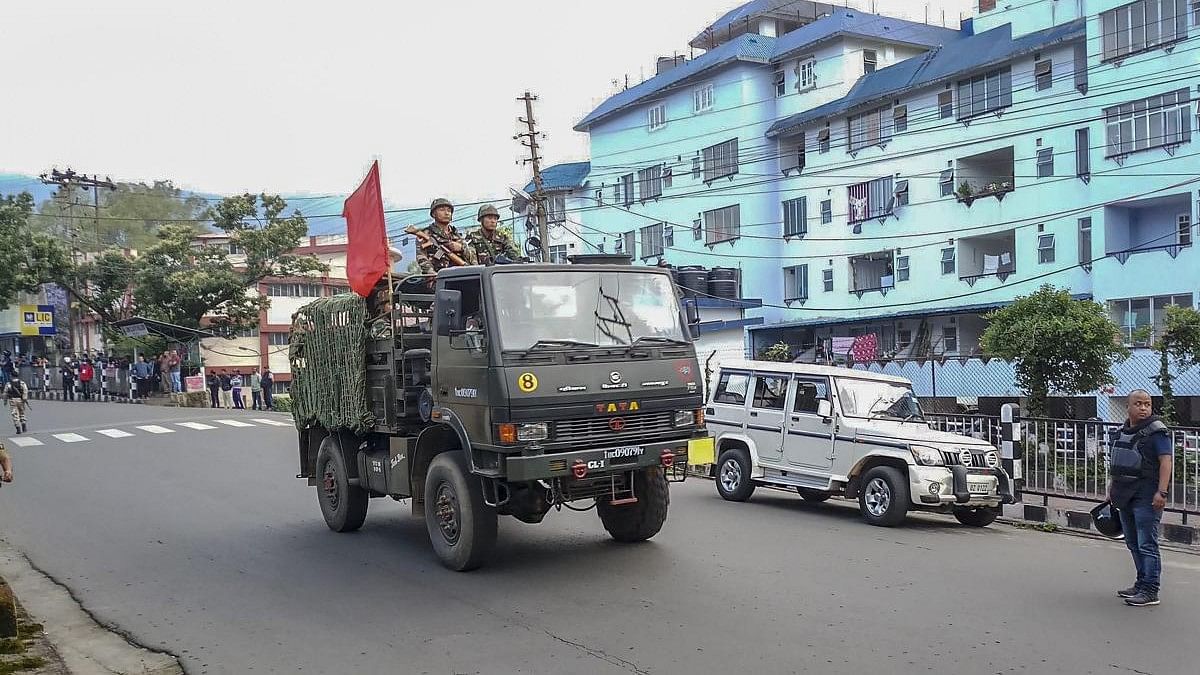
[720,359,911,385]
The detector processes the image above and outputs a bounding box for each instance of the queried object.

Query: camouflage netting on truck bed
[288,294,376,435]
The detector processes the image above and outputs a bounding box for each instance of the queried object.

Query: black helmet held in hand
[1091,501,1124,539]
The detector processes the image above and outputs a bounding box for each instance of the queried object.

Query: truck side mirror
[684,300,700,339]
[817,399,833,421]
[435,289,464,337]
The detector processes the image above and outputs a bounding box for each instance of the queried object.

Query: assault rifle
[405,225,468,268]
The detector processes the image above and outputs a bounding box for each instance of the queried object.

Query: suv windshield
[491,270,686,350]
[836,377,924,421]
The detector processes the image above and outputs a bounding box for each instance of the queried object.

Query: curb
[0,540,182,675]
[1002,502,1199,549]
[27,390,143,404]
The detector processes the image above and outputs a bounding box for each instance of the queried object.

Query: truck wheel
[797,488,832,502]
[715,448,756,502]
[316,436,368,533]
[953,506,999,527]
[597,468,670,542]
[424,451,497,571]
[857,466,909,527]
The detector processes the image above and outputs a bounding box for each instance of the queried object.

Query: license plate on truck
[687,437,715,465]
[967,482,992,495]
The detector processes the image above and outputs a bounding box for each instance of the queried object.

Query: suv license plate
[967,482,991,495]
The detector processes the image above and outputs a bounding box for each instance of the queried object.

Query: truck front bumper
[504,435,712,482]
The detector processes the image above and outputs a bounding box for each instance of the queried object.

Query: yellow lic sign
[19,305,56,336]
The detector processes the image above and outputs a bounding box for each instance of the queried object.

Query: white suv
[708,360,1014,527]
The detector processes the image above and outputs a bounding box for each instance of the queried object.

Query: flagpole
[376,159,395,298]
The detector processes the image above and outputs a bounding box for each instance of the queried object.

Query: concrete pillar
[1001,403,1023,501]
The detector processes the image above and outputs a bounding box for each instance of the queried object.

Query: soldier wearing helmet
[466,204,520,266]
[415,198,475,275]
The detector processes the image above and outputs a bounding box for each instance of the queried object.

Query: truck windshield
[491,270,687,351]
[836,378,924,421]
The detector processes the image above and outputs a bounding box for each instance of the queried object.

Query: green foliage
[1151,304,1200,424]
[758,341,793,362]
[0,193,72,307]
[981,285,1128,417]
[271,395,293,414]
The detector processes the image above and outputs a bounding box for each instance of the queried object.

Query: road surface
[2,401,1197,674]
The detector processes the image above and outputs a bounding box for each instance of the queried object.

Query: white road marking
[177,422,217,431]
[53,433,89,443]
[95,429,134,438]
[135,425,175,434]
[7,436,43,447]
[215,419,255,428]
[251,418,291,427]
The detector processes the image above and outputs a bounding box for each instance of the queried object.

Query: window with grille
[820,199,832,224]
[703,204,740,245]
[546,193,566,223]
[268,332,290,346]
[640,223,664,258]
[938,91,953,119]
[822,268,833,292]
[846,176,894,223]
[818,127,830,153]
[1180,213,1193,246]
[848,107,892,151]
[1079,217,1093,266]
[620,173,634,206]
[702,138,739,182]
[796,58,816,90]
[662,165,673,188]
[1101,0,1191,62]
[893,105,908,133]
[1076,128,1091,176]
[942,326,959,354]
[894,180,909,207]
[267,283,322,297]
[1035,59,1053,91]
[692,155,702,179]
[863,49,877,74]
[648,104,667,131]
[228,242,246,256]
[664,225,674,247]
[783,197,808,237]
[548,244,569,264]
[956,67,1012,120]
[939,168,955,197]
[637,165,663,201]
[783,265,809,301]
[941,248,956,275]
[781,136,806,174]
[896,255,910,281]
[1038,233,1056,263]
[694,83,714,112]
[1104,88,1192,157]
[774,69,786,97]
[1037,148,1055,178]
[622,230,636,256]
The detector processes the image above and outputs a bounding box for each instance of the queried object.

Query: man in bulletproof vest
[415,198,476,275]
[466,204,519,266]
[1106,389,1173,607]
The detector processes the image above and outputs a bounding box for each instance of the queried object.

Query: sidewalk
[0,542,181,675]
[0,577,67,675]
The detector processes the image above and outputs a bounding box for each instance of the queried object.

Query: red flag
[343,161,390,297]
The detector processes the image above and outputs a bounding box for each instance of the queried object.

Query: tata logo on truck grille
[609,418,626,432]
[595,401,640,414]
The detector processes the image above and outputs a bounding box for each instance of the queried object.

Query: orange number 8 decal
[517,372,539,393]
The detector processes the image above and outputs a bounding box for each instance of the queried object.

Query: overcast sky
[1,0,975,207]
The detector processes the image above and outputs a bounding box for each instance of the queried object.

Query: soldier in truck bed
[466,204,519,266]
[416,198,476,274]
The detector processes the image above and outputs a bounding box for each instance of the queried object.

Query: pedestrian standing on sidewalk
[206,371,220,408]
[0,443,12,483]
[132,355,154,399]
[169,350,182,393]
[250,369,263,411]
[261,369,274,410]
[231,372,244,410]
[4,377,29,434]
[1107,389,1174,607]
[219,370,234,409]
[79,359,95,401]
[60,359,77,401]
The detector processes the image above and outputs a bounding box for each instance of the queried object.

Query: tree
[981,285,1128,418]
[1150,305,1200,425]
[0,193,72,305]
[33,180,207,251]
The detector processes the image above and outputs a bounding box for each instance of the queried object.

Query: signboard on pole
[185,375,205,392]
[19,305,56,336]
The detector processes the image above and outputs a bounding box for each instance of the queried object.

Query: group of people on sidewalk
[205,368,274,410]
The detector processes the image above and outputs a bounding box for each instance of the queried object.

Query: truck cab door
[783,376,835,472]
[433,276,491,445]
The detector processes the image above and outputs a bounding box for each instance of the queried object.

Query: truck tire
[597,468,669,542]
[953,506,999,527]
[857,466,909,527]
[797,487,832,502]
[715,448,756,502]
[424,451,497,571]
[316,436,368,533]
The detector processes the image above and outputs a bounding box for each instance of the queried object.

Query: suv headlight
[910,445,944,466]
[984,450,1001,468]
[673,410,695,427]
[517,422,549,441]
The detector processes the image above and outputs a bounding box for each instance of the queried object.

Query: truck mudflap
[504,436,709,483]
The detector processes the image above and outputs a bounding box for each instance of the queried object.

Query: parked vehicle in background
[707,360,1015,527]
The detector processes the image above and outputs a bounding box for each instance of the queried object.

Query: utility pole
[39,168,117,355]
[516,91,549,262]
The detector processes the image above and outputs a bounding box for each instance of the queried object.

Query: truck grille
[552,411,676,444]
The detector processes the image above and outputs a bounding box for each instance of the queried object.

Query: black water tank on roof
[677,266,709,298]
[707,267,739,299]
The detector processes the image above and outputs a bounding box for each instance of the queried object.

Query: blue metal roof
[767,18,1085,137]
[574,33,776,131]
[769,8,961,61]
[522,161,591,195]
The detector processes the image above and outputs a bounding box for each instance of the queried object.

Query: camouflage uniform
[415,223,476,274]
[4,379,27,434]
[466,228,520,266]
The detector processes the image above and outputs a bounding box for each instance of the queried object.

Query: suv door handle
[749,411,758,417]
[791,415,800,421]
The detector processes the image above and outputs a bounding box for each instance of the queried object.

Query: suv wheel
[857,466,909,527]
[953,506,999,527]
[715,448,756,502]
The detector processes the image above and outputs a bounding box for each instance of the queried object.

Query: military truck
[288,257,714,571]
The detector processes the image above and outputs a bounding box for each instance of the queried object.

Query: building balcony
[1104,193,1193,263]
[849,251,896,298]
[957,230,1016,285]
[954,146,1015,206]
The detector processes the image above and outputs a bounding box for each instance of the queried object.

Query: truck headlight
[910,445,944,466]
[674,410,694,427]
[517,422,549,441]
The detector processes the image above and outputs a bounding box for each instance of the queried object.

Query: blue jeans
[171,370,181,393]
[1117,494,1163,594]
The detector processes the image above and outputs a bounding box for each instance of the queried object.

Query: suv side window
[793,377,830,414]
[713,371,750,405]
[751,374,789,410]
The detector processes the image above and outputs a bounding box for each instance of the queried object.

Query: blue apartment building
[547,0,1200,420]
